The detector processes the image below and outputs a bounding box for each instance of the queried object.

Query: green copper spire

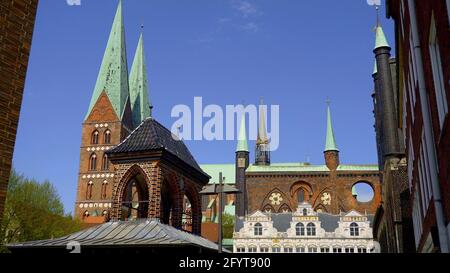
[325,103,339,152]
[352,186,357,196]
[85,0,130,120]
[236,114,249,152]
[374,26,390,50]
[373,60,378,75]
[129,32,152,127]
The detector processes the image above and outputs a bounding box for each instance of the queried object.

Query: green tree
[0,170,82,252]
[222,213,235,239]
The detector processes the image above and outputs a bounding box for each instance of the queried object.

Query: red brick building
[373,0,450,253]
[74,1,208,235]
[0,0,38,224]
[201,103,382,227]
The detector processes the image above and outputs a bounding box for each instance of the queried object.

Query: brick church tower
[75,1,152,223]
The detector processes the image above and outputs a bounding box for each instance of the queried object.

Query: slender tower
[75,0,133,222]
[324,102,340,171]
[235,114,249,217]
[129,30,153,128]
[373,23,401,158]
[255,99,270,165]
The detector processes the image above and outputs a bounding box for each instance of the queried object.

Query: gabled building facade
[233,202,376,253]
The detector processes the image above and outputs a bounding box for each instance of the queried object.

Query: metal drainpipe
[407,0,450,253]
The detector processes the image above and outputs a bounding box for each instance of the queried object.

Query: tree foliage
[222,213,235,239]
[0,170,82,251]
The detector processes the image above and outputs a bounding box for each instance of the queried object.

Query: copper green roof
[374,26,390,49]
[200,163,378,176]
[200,164,235,184]
[236,114,249,152]
[337,164,379,171]
[325,105,338,152]
[129,33,152,127]
[85,0,130,120]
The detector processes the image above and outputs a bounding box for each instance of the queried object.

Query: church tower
[373,24,401,159]
[75,1,134,222]
[235,114,249,217]
[255,100,270,165]
[324,103,340,171]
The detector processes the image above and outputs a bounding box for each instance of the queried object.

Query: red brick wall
[0,0,38,223]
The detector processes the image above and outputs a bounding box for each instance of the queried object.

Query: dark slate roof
[108,118,207,176]
[235,212,374,233]
[8,219,222,251]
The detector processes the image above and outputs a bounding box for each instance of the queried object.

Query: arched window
[295,223,305,236]
[350,222,359,236]
[101,180,108,199]
[91,130,99,145]
[297,188,305,203]
[89,153,97,170]
[254,223,263,236]
[104,130,111,144]
[86,181,93,200]
[102,154,109,170]
[302,208,307,216]
[306,223,316,236]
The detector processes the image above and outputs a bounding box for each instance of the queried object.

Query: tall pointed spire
[85,0,130,120]
[236,114,249,152]
[374,26,390,49]
[257,98,268,145]
[325,102,339,152]
[129,31,152,127]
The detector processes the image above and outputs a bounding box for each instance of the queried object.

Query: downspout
[407,0,450,253]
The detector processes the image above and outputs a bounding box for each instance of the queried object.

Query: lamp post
[200,172,240,253]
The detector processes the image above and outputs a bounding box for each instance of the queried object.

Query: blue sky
[13,0,394,214]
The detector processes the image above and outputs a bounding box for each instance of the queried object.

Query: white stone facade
[233,203,378,253]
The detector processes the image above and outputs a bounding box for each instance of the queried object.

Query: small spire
[236,113,249,152]
[129,32,152,127]
[257,98,268,144]
[373,60,378,75]
[325,102,339,152]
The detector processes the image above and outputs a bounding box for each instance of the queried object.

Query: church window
[104,130,111,144]
[89,153,97,170]
[297,188,305,203]
[306,223,316,236]
[86,181,93,200]
[350,222,359,236]
[295,223,305,236]
[91,130,99,145]
[101,180,108,199]
[254,223,263,236]
[102,154,109,170]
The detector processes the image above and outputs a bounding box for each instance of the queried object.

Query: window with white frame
[429,13,448,130]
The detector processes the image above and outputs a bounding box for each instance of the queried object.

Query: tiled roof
[8,219,223,251]
[108,118,207,176]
